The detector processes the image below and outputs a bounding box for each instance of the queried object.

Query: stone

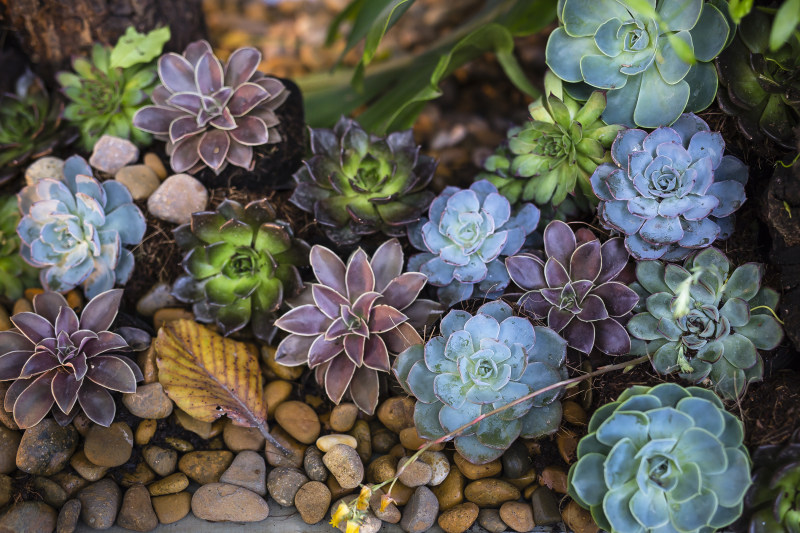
[399,427,443,452]
[142,445,177,477]
[25,156,64,186]
[562,400,588,425]
[323,443,364,489]
[376,396,415,434]
[316,433,358,452]
[437,502,479,533]
[147,473,188,496]
[83,422,133,467]
[152,308,194,331]
[539,465,568,494]
[122,383,173,419]
[117,484,158,532]
[329,403,358,432]
[191,483,269,522]
[478,508,507,533]
[12,298,33,315]
[557,432,578,464]
[506,468,537,490]
[173,410,224,439]
[0,306,10,332]
[135,283,179,317]
[562,500,599,533]
[223,421,265,452]
[264,380,292,419]
[78,478,121,530]
[367,454,398,484]
[388,481,414,506]
[266,466,308,506]
[400,486,439,533]
[178,450,233,484]
[32,476,68,508]
[114,165,160,200]
[0,426,21,474]
[454,453,502,480]
[50,472,88,499]
[56,499,81,533]
[261,346,303,380]
[349,419,372,464]
[295,481,331,524]
[531,486,561,525]
[134,420,157,446]
[0,475,12,507]
[464,479,521,507]
[147,174,208,224]
[371,427,398,454]
[326,473,355,501]
[90,135,139,175]
[275,401,320,444]
[502,441,532,479]
[71,413,92,437]
[0,501,56,533]
[264,425,306,469]
[398,456,433,487]
[143,153,167,180]
[500,501,535,532]
[220,450,267,496]
[164,437,193,452]
[419,451,449,486]
[431,467,464,511]
[16,419,78,475]
[137,346,158,385]
[151,492,191,525]
[303,445,328,482]
[120,463,156,487]
[369,487,401,523]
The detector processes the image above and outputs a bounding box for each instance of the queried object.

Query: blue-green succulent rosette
[407,180,539,308]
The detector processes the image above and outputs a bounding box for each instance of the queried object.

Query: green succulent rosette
[0,195,39,301]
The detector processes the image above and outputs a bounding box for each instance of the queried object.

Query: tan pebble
[153,308,194,330]
[388,481,414,506]
[143,445,177,477]
[144,152,167,180]
[399,427,444,452]
[376,397,415,434]
[478,508,507,533]
[23,288,44,301]
[322,444,364,489]
[114,165,160,200]
[262,346,302,380]
[275,401,320,444]
[316,434,357,452]
[432,467,464,511]
[12,298,33,315]
[305,394,324,409]
[437,502,479,533]
[294,480,331,525]
[264,380,292,419]
[65,290,83,312]
[264,425,306,469]
[349,419,372,464]
[398,456,433,487]
[523,484,537,499]
[135,420,157,446]
[0,306,11,331]
[562,500,600,533]
[505,468,538,489]
[117,483,158,531]
[178,451,233,484]
[120,462,156,487]
[369,487,401,523]
[557,432,578,464]
[123,382,173,419]
[151,491,191,524]
[500,501,535,532]
[367,455,398,484]
[0,427,20,474]
[191,482,269,522]
[329,403,358,432]
[464,479,520,507]
[164,437,193,452]
[148,473,189,496]
[454,452,502,480]
[419,451,450,486]
[326,472,355,501]
[371,427,398,453]
[223,420,266,452]
[174,409,223,439]
[389,443,407,459]
[83,422,133,467]
[563,400,588,425]
[136,345,158,384]
[50,472,88,498]
[69,450,109,482]
[539,465,568,494]
[71,413,92,436]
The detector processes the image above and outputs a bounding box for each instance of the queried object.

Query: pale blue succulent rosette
[407,180,539,307]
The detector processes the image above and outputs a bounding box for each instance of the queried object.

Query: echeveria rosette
[290,117,436,246]
[407,180,540,308]
[172,198,309,342]
[0,196,39,301]
[0,290,143,428]
[506,220,637,355]
[274,240,441,415]
[547,0,732,128]
[17,155,146,299]
[568,383,751,533]
[627,247,784,400]
[133,40,289,175]
[591,113,748,261]
[393,300,568,464]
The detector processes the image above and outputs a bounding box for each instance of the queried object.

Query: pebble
[372,427,398,453]
[120,462,156,487]
[399,427,443,452]
[220,450,267,496]
[142,445,177,477]
[178,451,233,484]
[506,468,537,490]
[264,380,292,419]
[562,500,599,533]
[71,413,92,437]
[349,419,372,464]
[367,454,397,484]
[264,425,306,469]
[117,484,158,532]
[563,400,588,425]
[134,420,157,446]
[398,456,433,487]
[389,444,406,459]
[33,476,68,508]
[323,444,364,489]
[294,480,331,524]
[303,446,328,482]
[431,467,464,511]
[0,501,57,533]
[400,485,439,533]
[0,307,10,332]
[464,479,520,507]
[558,432,578,464]
[137,346,158,384]
[369,487,401,523]
[275,401,320,444]
[500,501,535,532]
[316,433,357,452]
[388,481,414,506]
[164,437,193,452]
[437,502,479,533]
[115,165,160,200]
[12,298,33,315]
[326,473,355,501]
[90,135,139,175]
[151,492,191,524]
[83,422,133,467]
[56,499,81,533]
[329,403,358,432]
[531,486,562,525]
[25,156,64,186]
[16,419,78,475]
[152,308,194,330]
[478,508,507,533]
[0,475,11,507]
[122,383,173,419]
[377,396,415,434]
[454,453,502,480]
[0,426,21,474]
[539,465,568,494]
[174,409,223,439]
[147,472,188,496]
[191,483,270,522]
[223,421,266,452]
[502,441,532,479]
[50,472,88,499]
[135,283,179,317]
[143,152,167,180]
[147,174,208,224]
[78,478,121,530]
[419,451,450,486]
[262,346,303,380]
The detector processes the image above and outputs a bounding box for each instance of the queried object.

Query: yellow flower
[346,520,360,533]
[379,493,396,513]
[355,486,371,511]
[330,502,349,528]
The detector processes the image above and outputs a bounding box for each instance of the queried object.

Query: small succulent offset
[17,155,146,299]
[290,117,436,246]
[568,383,751,533]
[133,40,289,175]
[0,290,143,428]
[0,196,39,302]
[506,221,637,355]
[172,198,309,342]
[274,240,441,414]
[407,180,540,308]
[627,247,784,399]
[591,113,748,261]
[546,0,732,128]
[394,300,568,464]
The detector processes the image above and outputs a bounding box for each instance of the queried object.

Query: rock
[117,484,157,532]
[323,444,364,489]
[261,346,303,380]
[120,462,156,487]
[506,468,537,490]
[135,283,179,317]
[71,414,92,437]
[303,446,328,482]
[371,427,398,454]
[16,419,78,475]
[376,397,415,434]
[191,483,269,522]
[531,486,561,525]
[114,165,160,200]
[389,444,406,459]
[388,481,414,506]
[83,422,133,467]
[0,386,18,431]
[177,451,232,484]
[431,467,464,511]
[0,501,57,533]
[147,473,188,496]
[56,499,81,533]
[316,434,358,452]
[147,174,208,224]
[399,427,443,452]
[90,135,139,175]
[137,346,158,385]
[478,508,507,533]
[134,420,157,446]
[164,437,193,452]
[264,425,306,468]
[419,451,449,486]
[151,492,191,525]
[142,445,177,477]
[367,454,398,484]
[143,153,167,180]
[400,485,439,533]
[349,419,372,464]
[398,456,433,487]
[152,308,194,330]
[464,479,520,507]
[330,497,382,533]
[454,453,502,480]
[329,403,358,432]
[50,472,88,499]
[0,426,21,474]
[264,380,292,419]
[267,466,308,506]
[12,298,33,315]
[0,475,12,507]
[122,383,173,419]
[562,400,588,425]
[0,307,10,332]
[223,421,265,452]
[562,500,599,533]
[326,473,355,502]
[437,502,479,533]
[557,432,578,464]
[275,401,320,444]
[78,478,122,530]
[539,465,568,494]
[369,487,401,523]
[501,441,532,479]
[220,450,267,496]
[173,409,223,439]
[294,481,331,524]
[32,476,68,508]
[500,501,535,532]
[25,156,64,186]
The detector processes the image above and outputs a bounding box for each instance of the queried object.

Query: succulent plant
[172,198,309,342]
[17,155,146,299]
[627,247,784,399]
[0,290,143,428]
[290,116,436,246]
[741,427,800,532]
[506,220,637,355]
[274,240,441,415]
[407,180,540,308]
[546,0,732,128]
[568,383,751,533]
[716,6,800,150]
[591,113,748,261]
[133,40,289,175]
[393,300,568,464]
[0,196,39,302]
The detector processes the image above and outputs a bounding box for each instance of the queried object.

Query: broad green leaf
[770,0,800,51]
[728,0,754,23]
[110,26,171,69]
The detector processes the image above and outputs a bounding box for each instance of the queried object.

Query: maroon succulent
[506,220,637,355]
[0,290,143,428]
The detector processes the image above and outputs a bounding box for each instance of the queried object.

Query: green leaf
[728,0,754,24]
[110,26,171,69]
[770,0,800,51]
[625,0,659,19]
[325,0,364,47]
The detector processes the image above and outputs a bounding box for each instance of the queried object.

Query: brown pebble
[437,502,479,533]
[56,499,81,533]
[504,468,538,489]
[376,397,415,433]
[349,419,372,464]
[464,479,520,507]
[72,413,91,436]
[32,476,67,508]
[223,420,266,452]
[330,403,359,432]
[148,472,189,497]
[12,298,33,315]
[562,500,600,533]
[137,345,158,384]
[174,409,223,439]
[120,463,156,487]
[323,443,364,489]
[151,491,191,524]
[367,454,398,484]
[69,450,108,482]
[399,427,444,452]
[264,425,306,469]
[398,456,433,487]
[0,501,56,533]
[369,487,401,523]
[178,450,233,484]
[275,401,321,444]
[294,480,331,524]
[563,400,588,425]
[432,467,465,511]
[144,152,167,180]
[83,422,133,467]
[117,483,158,532]
[326,472,355,501]
[388,481,414,506]
[478,508,507,533]
[557,432,578,464]
[371,427,398,454]
[539,465,568,494]
[264,380,293,419]
[191,483,269,522]
[164,437,193,452]
[143,445,177,477]
[262,346,303,380]
[454,453,502,480]
[50,472,88,498]
[134,420,157,446]
[77,478,121,530]
[500,501,535,532]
